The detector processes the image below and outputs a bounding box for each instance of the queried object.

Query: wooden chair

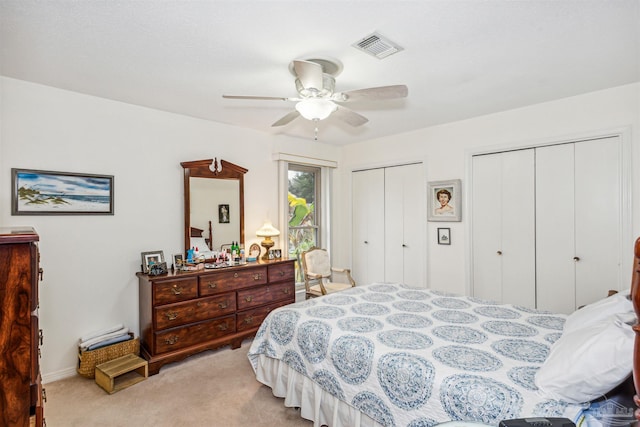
[301,247,356,299]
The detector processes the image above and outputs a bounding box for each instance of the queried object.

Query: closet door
[472,149,535,307]
[536,137,621,313]
[384,163,424,286]
[574,137,621,307]
[535,144,576,313]
[352,169,385,285]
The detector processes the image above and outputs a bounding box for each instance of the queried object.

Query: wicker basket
[77,333,140,378]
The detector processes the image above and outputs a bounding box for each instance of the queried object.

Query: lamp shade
[256,221,280,238]
[295,98,337,121]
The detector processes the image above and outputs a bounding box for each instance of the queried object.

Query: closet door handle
[497,251,502,255]
[573,256,580,262]
[402,244,407,248]
[364,241,368,244]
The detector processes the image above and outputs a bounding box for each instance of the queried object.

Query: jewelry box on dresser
[137,258,295,375]
[0,227,45,427]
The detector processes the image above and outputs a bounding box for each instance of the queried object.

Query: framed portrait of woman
[427,179,461,222]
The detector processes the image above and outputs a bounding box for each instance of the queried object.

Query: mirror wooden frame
[181,158,248,256]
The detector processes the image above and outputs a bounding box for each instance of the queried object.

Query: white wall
[336,83,640,297]
[2,76,638,381]
[0,77,340,381]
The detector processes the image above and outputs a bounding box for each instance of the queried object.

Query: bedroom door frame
[465,126,633,299]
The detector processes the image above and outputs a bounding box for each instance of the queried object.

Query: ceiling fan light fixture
[295,98,337,121]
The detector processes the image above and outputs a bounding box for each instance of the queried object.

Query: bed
[247,238,640,427]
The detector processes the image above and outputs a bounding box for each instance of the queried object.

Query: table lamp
[256,221,280,261]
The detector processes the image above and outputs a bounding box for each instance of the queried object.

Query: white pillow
[190,237,210,252]
[535,313,634,403]
[563,292,633,335]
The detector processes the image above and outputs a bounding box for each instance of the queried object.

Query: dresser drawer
[153,277,198,305]
[154,293,236,330]
[237,282,294,310]
[199,267,267,296]
[268,262,295,283]
[237,302,285,332]
[154,316,235,353]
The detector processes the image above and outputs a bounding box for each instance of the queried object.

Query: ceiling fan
[222,58,408,128]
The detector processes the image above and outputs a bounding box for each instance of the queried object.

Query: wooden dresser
[0,227,45,427]
[138,258,295,375]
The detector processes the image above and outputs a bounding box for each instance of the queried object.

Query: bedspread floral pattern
[249,283,583,427]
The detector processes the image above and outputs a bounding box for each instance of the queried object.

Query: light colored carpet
[44,341,313,426]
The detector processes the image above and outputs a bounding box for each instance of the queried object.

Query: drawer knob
[165,335,179,345]
[166,312,178,321]
[253,274,261,280]
[283,288,290,294]
[208,282,217,289]
[244,316,254,324]
[245,296,253,302]
[218,302,228,309]
[234,273,239,278]
[279,271,285,276]
[218,323,229,331]
[171,285,183,295]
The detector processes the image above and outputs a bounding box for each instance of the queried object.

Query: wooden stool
[95,353,148,394]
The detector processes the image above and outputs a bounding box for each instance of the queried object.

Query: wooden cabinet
[138,259,295,375]
[0,227,44,427]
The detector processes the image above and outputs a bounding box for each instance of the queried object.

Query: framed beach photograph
[437,228,451,245]
[141,250,165,274]
[12,168,114,215]
[428,179,461,222]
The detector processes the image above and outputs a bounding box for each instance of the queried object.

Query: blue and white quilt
[248,283,586,427]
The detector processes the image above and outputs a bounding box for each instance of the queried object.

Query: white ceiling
[1,1,639,146]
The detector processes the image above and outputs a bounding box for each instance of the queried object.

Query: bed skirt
[254,353,383,427]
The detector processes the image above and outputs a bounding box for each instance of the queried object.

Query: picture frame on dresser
[141,250,164,274]
[11,168,114,215]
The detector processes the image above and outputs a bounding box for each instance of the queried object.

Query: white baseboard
[43,366,77,384]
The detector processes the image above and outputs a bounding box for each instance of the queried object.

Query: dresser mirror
[181,158,247,256]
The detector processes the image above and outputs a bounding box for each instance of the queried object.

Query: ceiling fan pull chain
[314,125,319,141]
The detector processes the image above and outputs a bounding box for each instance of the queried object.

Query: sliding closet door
[384,163,424,286]
[536,137,621,313]
[352,169,385,285]
[472,149,535,307]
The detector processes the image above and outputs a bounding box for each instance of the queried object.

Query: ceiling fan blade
[332,105,369,127]
[271,110,301,127]
[223,95,293,101]
[336,85,408,102]
[293,60,324,90]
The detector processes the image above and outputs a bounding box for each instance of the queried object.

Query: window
[287,164,321,282]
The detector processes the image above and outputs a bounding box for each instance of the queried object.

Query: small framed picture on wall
[218,204,230,223]
[437,228,451,245]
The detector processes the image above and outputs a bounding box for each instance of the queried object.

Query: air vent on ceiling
[352,32,404,59]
